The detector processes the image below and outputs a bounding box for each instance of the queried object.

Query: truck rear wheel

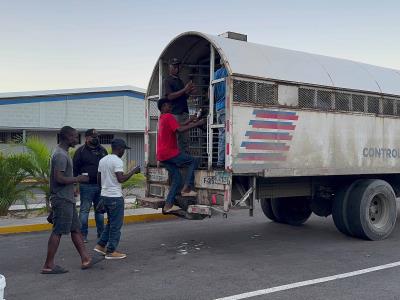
[260,198,279,222]
[347,179,397,241]
[270,197,312,226]
[332,182,358,237]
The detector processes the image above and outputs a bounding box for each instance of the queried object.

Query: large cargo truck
[140,31,400,241]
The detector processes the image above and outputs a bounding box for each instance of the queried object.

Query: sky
[0,0,399,92]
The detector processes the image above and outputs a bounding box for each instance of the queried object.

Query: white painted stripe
[215,261,400,300]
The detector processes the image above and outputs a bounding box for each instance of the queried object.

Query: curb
[0,213,176,235]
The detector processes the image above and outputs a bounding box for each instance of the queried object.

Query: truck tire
[332,182,359,237]
[260,198,279,222]
[347,179,397,241]
[271,197,312,226]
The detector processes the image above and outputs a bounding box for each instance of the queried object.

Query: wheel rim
[368,194,389,229]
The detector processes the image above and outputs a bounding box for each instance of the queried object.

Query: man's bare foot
[81,255,104,270]
[181,185,197,197]
[181,185,191,194]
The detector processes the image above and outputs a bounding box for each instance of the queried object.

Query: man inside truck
[157,98,206,213]
[163,58,196,154]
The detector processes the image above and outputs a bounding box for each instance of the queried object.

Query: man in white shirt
[94,139,140,259]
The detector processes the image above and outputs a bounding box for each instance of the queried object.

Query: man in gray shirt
[41,126,103,274]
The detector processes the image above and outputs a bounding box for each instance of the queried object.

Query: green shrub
[0,152,35,215]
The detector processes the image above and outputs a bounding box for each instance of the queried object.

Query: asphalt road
[2,203,400,300]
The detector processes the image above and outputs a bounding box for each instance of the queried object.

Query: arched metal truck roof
[156,31,400,96]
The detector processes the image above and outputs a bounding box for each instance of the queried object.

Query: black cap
[157,98,172,111]
[168,58,181,65]
[111,138,131,149]
[85,128,98,137]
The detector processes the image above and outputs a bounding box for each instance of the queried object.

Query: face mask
[90,137,99,146]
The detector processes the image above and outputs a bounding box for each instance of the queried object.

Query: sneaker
[83,238,88,243]
[105,251,127,260]
[93,245,106,255]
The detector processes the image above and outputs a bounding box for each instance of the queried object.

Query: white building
[0,86,146,166]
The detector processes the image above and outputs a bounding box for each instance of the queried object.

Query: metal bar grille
[231,77,400,118]
[298,87,399,116]
[233,80,278,105]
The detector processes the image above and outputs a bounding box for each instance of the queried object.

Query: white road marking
[215,261,400,300]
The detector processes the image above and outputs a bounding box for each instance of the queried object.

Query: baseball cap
[168,58,181,65]
[85,128,98,137]
[111,138,131,149]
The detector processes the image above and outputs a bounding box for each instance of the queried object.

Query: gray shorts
[51,197,81,235]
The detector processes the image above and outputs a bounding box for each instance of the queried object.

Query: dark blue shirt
[163,75,189,115]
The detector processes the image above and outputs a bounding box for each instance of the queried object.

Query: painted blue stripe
[249,120,293,126]
[245,131,290,136]
[253,109,297,115]
[241,141,286,147]
[0,91,144,106]
[238,152,284,158]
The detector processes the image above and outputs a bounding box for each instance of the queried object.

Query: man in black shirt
[163,58,196,153]
[73,129,108,242]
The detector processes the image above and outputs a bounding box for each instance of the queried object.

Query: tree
[0,152,35,215]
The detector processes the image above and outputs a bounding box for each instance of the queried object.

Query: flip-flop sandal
[41,265,68,274]
[81,255,105,270]
[163,205,182,213]
[181,191,198,197]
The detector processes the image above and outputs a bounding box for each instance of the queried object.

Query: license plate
[202,171,231,185]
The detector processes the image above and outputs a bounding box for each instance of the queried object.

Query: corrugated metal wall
[126,133,144,167]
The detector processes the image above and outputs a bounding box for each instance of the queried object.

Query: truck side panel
[232,105,400,176]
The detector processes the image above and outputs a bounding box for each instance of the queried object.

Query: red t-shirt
[156,113,180,161]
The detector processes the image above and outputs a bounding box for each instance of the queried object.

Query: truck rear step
[137,196,214,220]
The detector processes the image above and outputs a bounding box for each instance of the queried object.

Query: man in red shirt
[157,98,206,213]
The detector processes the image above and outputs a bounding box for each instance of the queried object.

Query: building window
[99,134,114,144]
[0,131,23,144]
[57,133,81,144]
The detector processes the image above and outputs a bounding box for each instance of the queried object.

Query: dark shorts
[51,197,81,235]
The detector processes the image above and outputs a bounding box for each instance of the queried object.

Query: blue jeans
[79,184,104,239]
[162,153,199,205]
[217,110,225,166]
[98,196,124,253]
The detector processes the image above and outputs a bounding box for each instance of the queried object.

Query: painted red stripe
[240,156,286,161]
[247,134,293,141]
[252,123,296,130]
[255,113,298,120]
[226,143,230,155]
[245,144,289,151]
